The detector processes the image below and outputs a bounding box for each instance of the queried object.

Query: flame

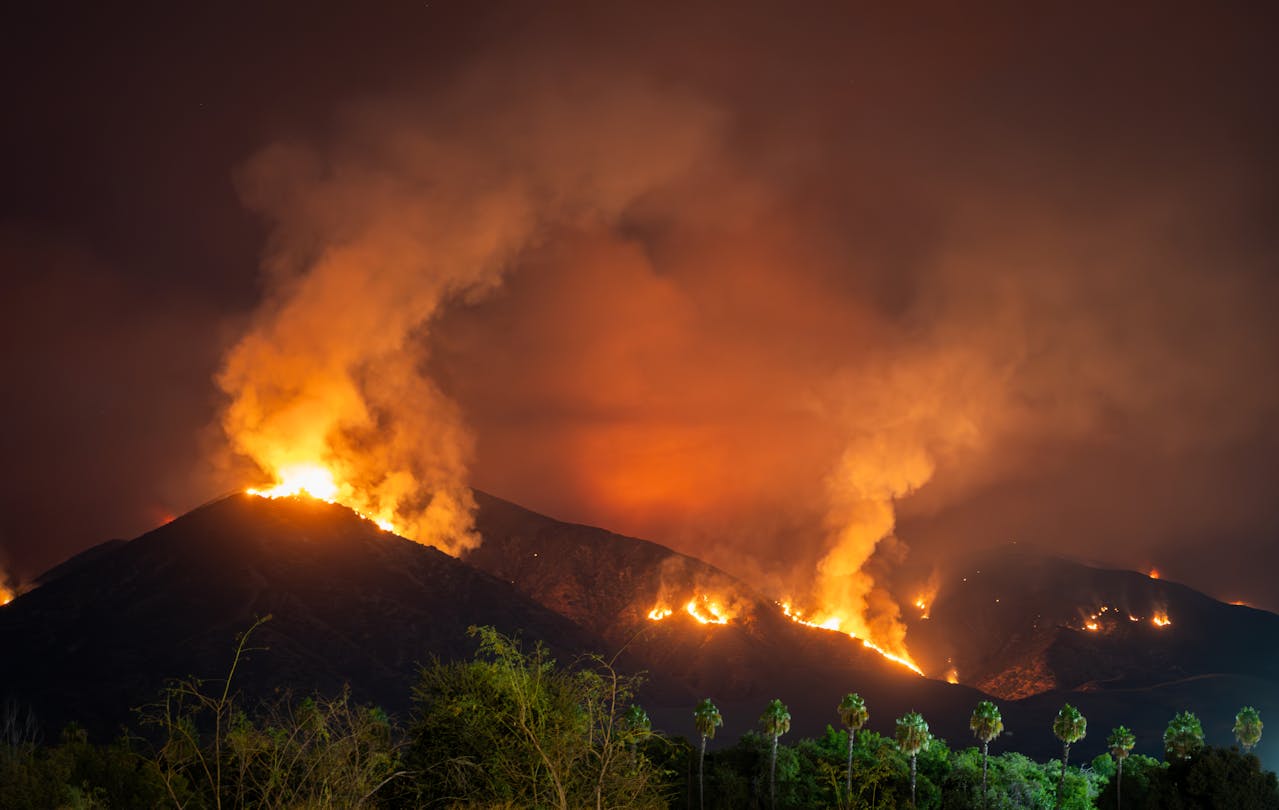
[1084,620,1100,632]
[247,462,398,533]
[0,588,12,607]
[1148,568,1161,579]
[1152,610,1171,627]
[779,601,925,676]
[913,595,931,620]
[646,593,743,625]
[945,666,959,684]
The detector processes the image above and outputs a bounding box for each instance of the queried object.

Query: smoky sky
[2,1,1277,610]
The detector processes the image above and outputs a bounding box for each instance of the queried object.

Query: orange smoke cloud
[218,74,718,554]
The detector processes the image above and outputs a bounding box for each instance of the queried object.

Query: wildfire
[247,462,398,533]
[778,601,925,676]
[646,594,742,626]
[1148,568,1161,579]
[1084,620,1100,632]
[945,665,959,684]
[914,595,931,620]
[0,588,12,607]
[1151,610,1172,627]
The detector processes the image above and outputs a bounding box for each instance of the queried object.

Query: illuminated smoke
[218,74,717,554]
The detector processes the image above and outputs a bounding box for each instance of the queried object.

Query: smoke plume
[218,73,718,553]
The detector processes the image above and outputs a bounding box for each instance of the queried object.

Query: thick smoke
[217,1,1279,643]
[218,73,719,554]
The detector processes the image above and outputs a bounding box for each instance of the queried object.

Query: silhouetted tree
[970,700,1003,810]
[1237,706,1264,753]
[836,692,868,799]
[894,711,930,808]
[693,698,722,810]
[1163,710,1204,761]
[1052,703,1086,810]
[760,699,791,810]
[1107,725,1135,810]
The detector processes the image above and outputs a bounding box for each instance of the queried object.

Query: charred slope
[906,549,1279,700]
[467,492,991,745]
[0,494,599,737]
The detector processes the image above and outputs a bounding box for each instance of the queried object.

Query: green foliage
[139,615,403,809]
[695,699,723,742]
[0,725,173,809]
[838,694,869,734]
[970,702,1003,746]
[1094,753,1161,810]
[405,625,666,810]
[896,712,931,758]
[1237,706,1265,753]
[1162,710,1204,761]
[1053,704,1087,748]
[1143,746,1279,809]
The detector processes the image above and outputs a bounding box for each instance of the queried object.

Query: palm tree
[894,711,930,808]
[1163,710,1204,761]
[969,700,1003,810]
[1052,703,1087,810]
[623,704,651,754]
[1235,706,1263,753]
[693,698,722,810]
[837,693,869,799]
[760,699,791,810]
[1107,726,1135,810]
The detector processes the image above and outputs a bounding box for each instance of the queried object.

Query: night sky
[2,2,1277,614]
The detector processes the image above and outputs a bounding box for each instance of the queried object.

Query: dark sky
[2,2,1277,615]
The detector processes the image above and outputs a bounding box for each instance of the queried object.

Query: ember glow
[247,463,397,534]
[779,601,925,676]
[646,593,743,626]
[1152,610,1172,627]
[1148,568,1161,580]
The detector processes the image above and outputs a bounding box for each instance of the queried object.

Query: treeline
[1,621,1276,809]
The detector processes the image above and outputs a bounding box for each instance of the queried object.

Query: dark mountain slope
[906,549,1279,699]
[0,493,599,736]
[467,492,991,745]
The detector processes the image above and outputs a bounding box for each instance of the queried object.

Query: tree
[969,700,1003,810]
[1163,710,1204,761]
[1236,706,1264,753]
[894,711,930,808]
[622,704,652,755]
[406,626,665,809]
[760,699,791,810]
[1052,703,1087,810]
[837,692,869,801]
[1107,725,1135,810]
[693,698,722,810]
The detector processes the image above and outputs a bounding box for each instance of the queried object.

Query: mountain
[0,494,600,735]
[465,492,989,744]
[4,492,1276,769]
[905,548,1279,768]
[0,491,982,748]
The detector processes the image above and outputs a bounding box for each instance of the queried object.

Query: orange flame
[1151,610,1171,627]
[945,665,959,684]
[247,462,398,533]
[1147,568,1161,579]
[779,601,924,676]
[646,593,743,626]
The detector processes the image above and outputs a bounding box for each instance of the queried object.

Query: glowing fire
[247,462,398,533]
[779,601,924,676]
[945,665,959,684]
[1152,610,1171,627]
[646,594,742,626]
[914,595,931,620]
[1147,568,1161,579]
[0,588,12,607]
[1084,620,1100,632]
